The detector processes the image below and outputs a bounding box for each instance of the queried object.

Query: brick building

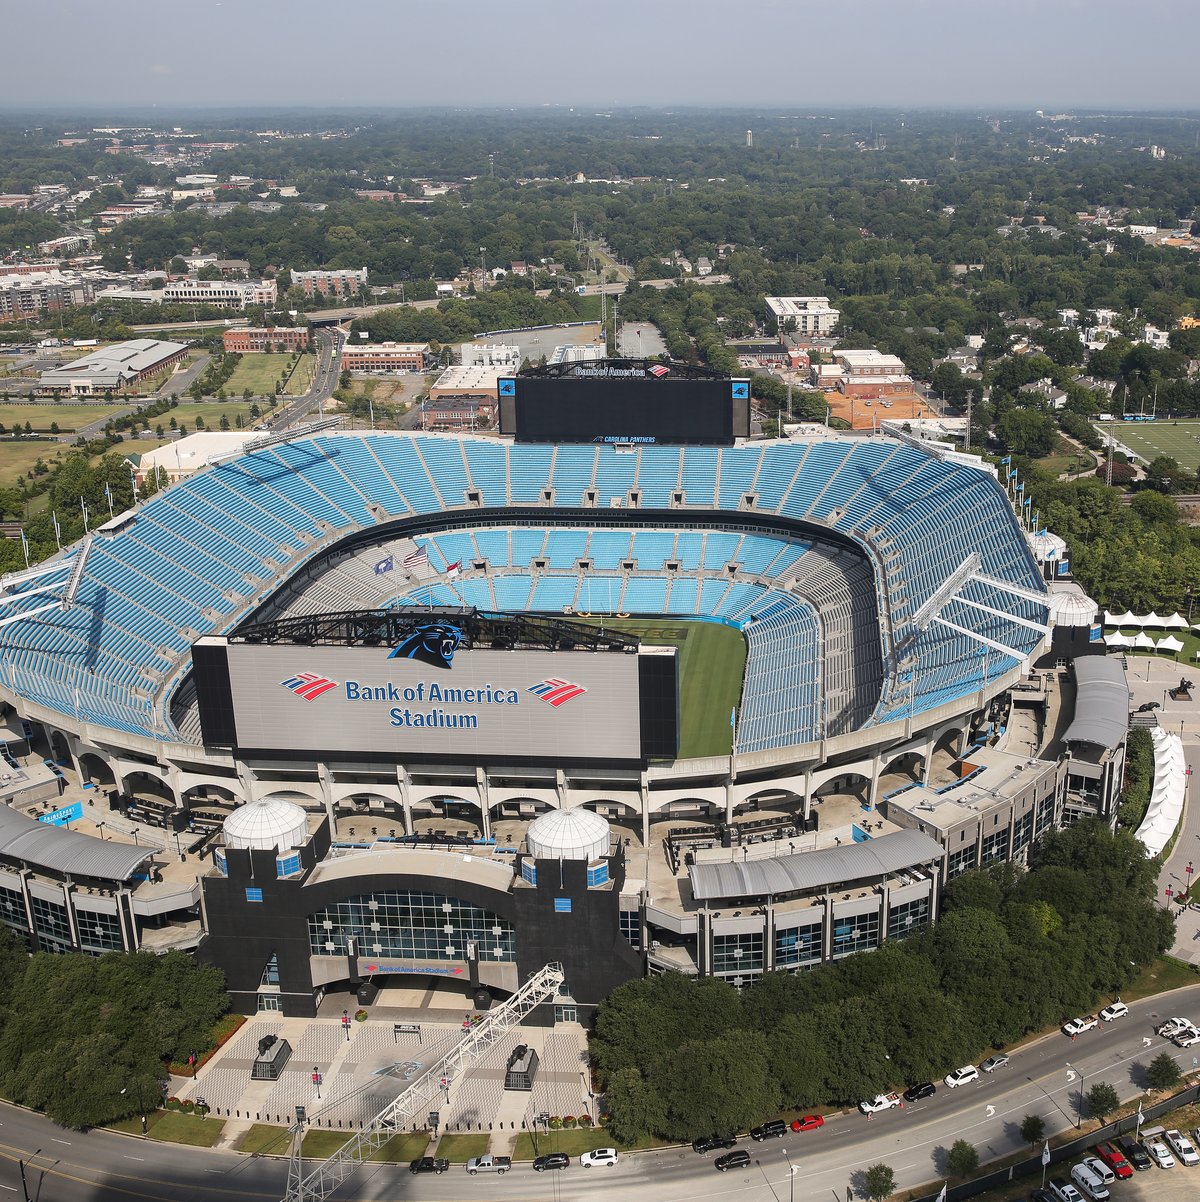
[339,341,430,373]
[419,395,496,431]
[290,268,368,298]
[223,327,310,353]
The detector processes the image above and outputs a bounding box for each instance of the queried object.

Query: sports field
[574,617,746,759]
[1095,419,1200,473]
[224,353,313,398]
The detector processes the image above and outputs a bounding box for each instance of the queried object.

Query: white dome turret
[223,796,308,853]
[527,808,611,861]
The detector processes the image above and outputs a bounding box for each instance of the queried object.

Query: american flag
[402,545,427,569]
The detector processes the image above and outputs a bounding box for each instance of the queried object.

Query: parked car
[858,1093,903,1114]
[903,1082,936,1102]
[1145,1138,1176,1169]
[1164,1129,1200,1166]
[408,1157,449,1175]
[715,1150,752,1172]
[466,1155,511,1175]
[579,1148,619,1168]
[1174,1027,1200,1048]
[1047,1177,1084,1202]
[1114,1137,1152,1172]
[1091,1141,1133,1179]
[533,1153,570,1172]
[692,1135,737,1154]
[1098,1001,1129,1022]
[1079,1156,1115,1185]
[750,1119,787,1141]
[1070,1162,1110,1200]
[981,1054,1009,1073]
[790,1115,824,1132]
[944,1065,980,1088]
[1063,1016,1099,1037]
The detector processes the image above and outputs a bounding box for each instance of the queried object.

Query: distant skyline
[5,0,1199,112]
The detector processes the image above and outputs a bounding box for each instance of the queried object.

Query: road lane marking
[125,1155,146,1162]
[51,1138,71,1145]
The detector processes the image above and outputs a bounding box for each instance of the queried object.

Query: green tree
[862,1163,896,1202]
[1146,1050,1182,1091]
[604,1066,666,1145]
[1085,1082,1119,1123]
[1020,1113,1046,1147]
[946,1139,980,1179]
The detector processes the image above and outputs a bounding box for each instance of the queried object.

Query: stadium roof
[0,804,152,881]
[689,828,944,901]
[1062,655,1129,750]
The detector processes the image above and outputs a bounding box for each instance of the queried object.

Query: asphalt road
[3,985,1200,1202]
[267,329,341,430]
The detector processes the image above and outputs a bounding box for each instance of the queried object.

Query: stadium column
[640,777,650,847]
[317,762,336,827]
[867,753,883,811]
[475,768,491,839]
[396,764,413,836]
[723,779,736,826]
[801,768,814,826]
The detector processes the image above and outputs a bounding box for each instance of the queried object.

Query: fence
[908,1082,1200,1202]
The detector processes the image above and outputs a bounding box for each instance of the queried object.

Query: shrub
[563,1115,576,1128]
[165,1097,182,1111]
[578,1113,594,1128]
[549,1116,562,1129]
[354,1009,368,1022]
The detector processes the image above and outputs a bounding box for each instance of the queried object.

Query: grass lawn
[0,403,134,432]
[368,1132,429,1162]
[165,400,260,433]
[0,440,66,489]
[224,354,292,397]
[574,617,746,757]
[109,1109,225,1147]
[511,1128,614,1160]
[1122,955,1200,1002]
[1096,418,1200,473]
[302,1129,352,1157]
[433,1132,491,1162]
[236,1123,292,1156]
[284,354,315,396]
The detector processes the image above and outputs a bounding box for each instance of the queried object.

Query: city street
[3,985,1200,1202]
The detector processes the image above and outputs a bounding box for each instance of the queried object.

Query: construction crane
[281,961,565,1202]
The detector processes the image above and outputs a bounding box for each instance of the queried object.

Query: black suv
[692,1135,738,1154]
[903,1082,936,1102]
[408,1157,449,1175]
[750,1119,787,1141]
[1115,1137,1152,1171]
[533,1153,570,1172]
[716,1150,752,1172]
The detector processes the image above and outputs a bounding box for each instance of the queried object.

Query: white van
[1070,1162,1110,1201]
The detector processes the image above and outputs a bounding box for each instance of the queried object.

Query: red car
[1093,1141,1133,1180]
[790,1115,825,1132]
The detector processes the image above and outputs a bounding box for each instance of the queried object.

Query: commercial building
[429,365,506,399]
[830,349,913,397]
[161,279,277,309]
[459,343,521,369]
[38,338,188,395]
[129,431,259,486]
[765,296,842,337]
[289,268,368,298]
[418,394,496,430]
[223,327,310,353]
[339,341,430,373]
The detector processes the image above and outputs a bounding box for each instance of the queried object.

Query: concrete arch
[489,795,555,821]
[250,782,324,808]
[48,729,71,766]
[182,783,237,808]
[78,750,116,790]
[812,770,870,804]
[733,786,805,819]
[122,768,178,807]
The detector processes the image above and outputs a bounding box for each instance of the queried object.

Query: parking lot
[1124,1166,1197,1201]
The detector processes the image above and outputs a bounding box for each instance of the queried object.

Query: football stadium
[0,358,1108,1020]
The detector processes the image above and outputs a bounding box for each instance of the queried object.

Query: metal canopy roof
[689,828,945,902]
[1062,655,1130,751]
[0,805,152,881]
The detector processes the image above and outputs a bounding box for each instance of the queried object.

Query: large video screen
[502,371,749,445]
[196,637,668,763]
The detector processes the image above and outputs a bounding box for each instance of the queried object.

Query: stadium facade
[0,407,1112,1019]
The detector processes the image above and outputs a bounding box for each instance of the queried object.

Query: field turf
[573,617,746,758]
[1095,419,1200,473]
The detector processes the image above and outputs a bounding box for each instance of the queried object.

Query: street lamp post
[1065,1062,1084,1129]
[783,1148,796,1202]
[18,1148,41,1202]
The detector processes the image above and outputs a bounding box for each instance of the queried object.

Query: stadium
[0,360,1077,1019]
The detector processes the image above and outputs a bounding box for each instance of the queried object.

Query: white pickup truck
[1062,1015,1098,1037]
[858,1093,903,1115]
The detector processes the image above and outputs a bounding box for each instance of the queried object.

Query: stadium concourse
[0,425,1091,1020]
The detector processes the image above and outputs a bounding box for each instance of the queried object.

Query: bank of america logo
[281,672,339,701]
[528,678,587,707]
[648,364,670,377]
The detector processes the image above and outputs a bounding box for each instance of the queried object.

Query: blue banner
[39,801,82,827]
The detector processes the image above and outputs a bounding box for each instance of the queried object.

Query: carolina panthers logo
[388,623,462,670]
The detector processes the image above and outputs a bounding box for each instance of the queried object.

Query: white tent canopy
[1135,730,1187,859]
[1104,610,1137,627]
[1164,613,1189,629]
[1158,635,1185,653]
[1104,632,1133,648]
[1134,631,1156,649]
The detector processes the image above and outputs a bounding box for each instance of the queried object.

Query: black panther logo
[388,623,462,670]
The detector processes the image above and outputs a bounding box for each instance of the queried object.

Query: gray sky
[7,0,1199,111]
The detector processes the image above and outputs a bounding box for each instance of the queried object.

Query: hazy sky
[7,0,1199,111]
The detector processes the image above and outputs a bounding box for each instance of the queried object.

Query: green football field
[573,617,746,759]
[1095,419,1200,473]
